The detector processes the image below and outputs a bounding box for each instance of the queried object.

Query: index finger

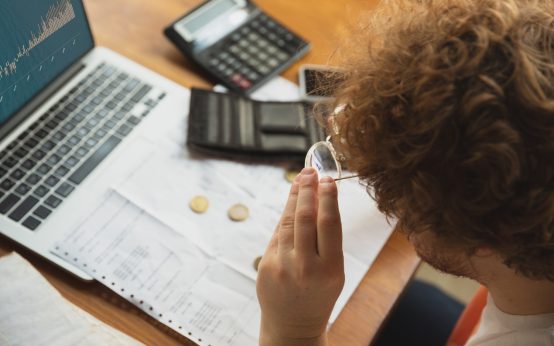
[317,176,342,260]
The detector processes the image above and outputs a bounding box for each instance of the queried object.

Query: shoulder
[466,299,554,346]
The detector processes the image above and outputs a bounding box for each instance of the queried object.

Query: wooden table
[0,1,420,345]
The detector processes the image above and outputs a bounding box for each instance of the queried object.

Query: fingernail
[301,167,316,175]
[320,176,334,184]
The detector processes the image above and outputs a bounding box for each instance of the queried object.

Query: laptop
[0,0,188,280]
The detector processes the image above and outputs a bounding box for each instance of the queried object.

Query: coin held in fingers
[189,195,209,214]
[228,203,249,221]
[284,169,300,183]
[253,256,262,272]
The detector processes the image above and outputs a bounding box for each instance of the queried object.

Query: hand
[256,167,345,346]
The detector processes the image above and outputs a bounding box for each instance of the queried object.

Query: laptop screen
[0,0,94,121]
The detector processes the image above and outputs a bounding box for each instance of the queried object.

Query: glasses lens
[305,142,340,179]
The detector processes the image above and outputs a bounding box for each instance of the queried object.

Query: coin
[284,169,300,183]
[228,203,249,222]
[253,256,262,272]
[189,195,209,214]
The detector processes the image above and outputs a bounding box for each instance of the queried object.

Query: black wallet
[187,88,326,162]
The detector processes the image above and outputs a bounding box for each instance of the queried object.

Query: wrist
[260,321,327,346]
[260,333,327,346]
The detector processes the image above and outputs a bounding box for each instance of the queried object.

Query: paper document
[0,252,141,346]
[53,192,259,346]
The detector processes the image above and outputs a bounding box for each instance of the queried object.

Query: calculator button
[238,52,249,61]
[257,39,269,48]
[247,72,260,81]
[209,58,220,66]
[247,46,258,55]
[267,58,280,68]
[248,33,260,41]
[258,65,271,74]
[239,79,252,89]
[258,52,269,61]
[267,45,278,54]
[229,45,240,54]
[239,39,249,48]
[276,51,289,61]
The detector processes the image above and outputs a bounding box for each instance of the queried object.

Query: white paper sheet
[0,252,141,346]
[53,191,260,346]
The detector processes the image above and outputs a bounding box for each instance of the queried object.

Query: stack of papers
[0,252,141,346]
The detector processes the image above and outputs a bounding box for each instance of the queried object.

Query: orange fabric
[446,286,489,346]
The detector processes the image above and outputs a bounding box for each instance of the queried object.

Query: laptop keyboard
[0,62,166,231]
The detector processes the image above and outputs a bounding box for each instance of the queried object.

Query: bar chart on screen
[0,0,93,120]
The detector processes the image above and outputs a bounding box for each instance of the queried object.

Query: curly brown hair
[332,0,554,280]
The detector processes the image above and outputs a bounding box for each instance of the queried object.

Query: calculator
[164,0,311,95]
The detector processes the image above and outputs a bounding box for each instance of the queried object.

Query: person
[255,0,554,345]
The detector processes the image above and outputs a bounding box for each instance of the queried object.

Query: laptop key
[9,196,39,222]
[54,166,70,178]
[74,147,89,158]
[37,164,52,175]
[3,157,18,168]
[52,131,66,141]
[65,156,79,168]
[56,145,71,156]
[93,128,108,140]
[0,194,20,214]
[41,140,56,151]
[22,159,37,170]
[131,85,152,102]
[45,195,62,209]
[33,206,52,219]
[69,136,121,185]
[84,138,98,148]
[22,216,41,231]
[0,168,7,178]
[33,185,49,198]
[23,137,38,149]
[46,154,62,166]
[26,174,41,185]
[1,179,15,190]
[10,169,25,180]
[44,175,60,187]
[32,150,46,161]
[36,129,48,139]
[55,182,74,197]
[127,116,141,126]
[14,147,29,159]
[15,183,31,195]
[117,124,132,137]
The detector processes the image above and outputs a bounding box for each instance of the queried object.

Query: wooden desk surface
[0,1,420,345]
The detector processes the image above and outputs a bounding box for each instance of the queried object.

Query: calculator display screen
[181,0,241,36]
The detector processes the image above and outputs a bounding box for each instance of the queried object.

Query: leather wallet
[187,88,326,162]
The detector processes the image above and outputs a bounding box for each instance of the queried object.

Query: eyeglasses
[305,136,358,181]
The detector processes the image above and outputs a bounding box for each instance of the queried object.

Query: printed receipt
[52,191,259,346]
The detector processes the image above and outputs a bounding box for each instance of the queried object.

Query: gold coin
[228,203,249,222]
[284,169,300,183]
[253,256,262,272]
[189,195,209,214]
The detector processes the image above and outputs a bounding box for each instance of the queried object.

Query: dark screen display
[0,0,94,121]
